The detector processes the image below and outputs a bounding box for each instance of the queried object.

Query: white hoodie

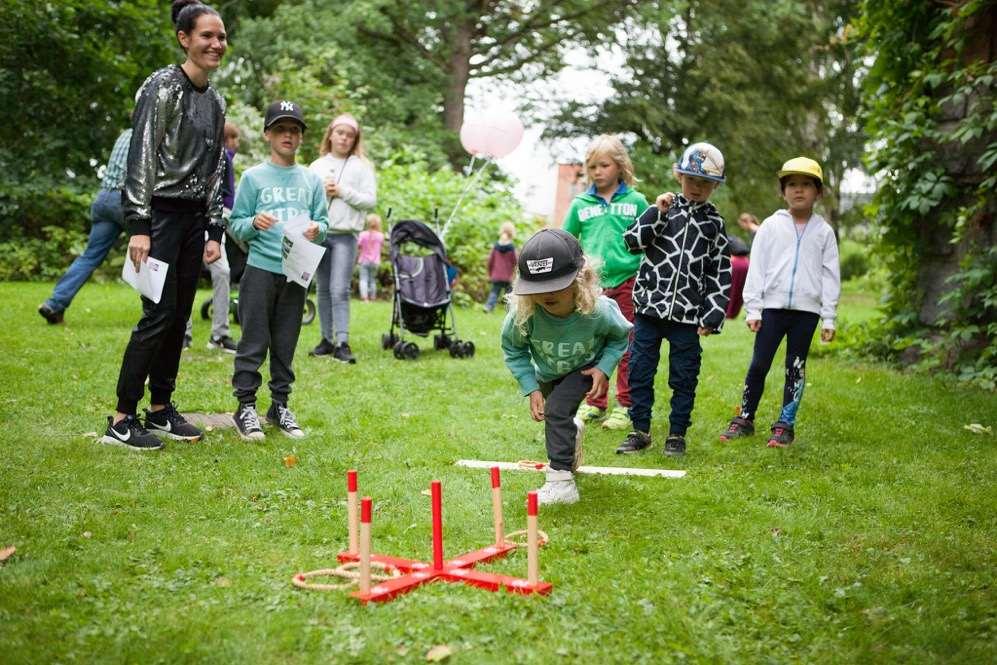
[308,154,377,234]
[743,210,841,329]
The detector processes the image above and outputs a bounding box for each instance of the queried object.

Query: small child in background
[501,229,632,505]
[720,157,840,448]
[725,235,750,319]
[227,100,329,441]
[737,212,760,247]
[356,213,384,302]
[617,142,731,457]
[562,135,650,430]
[483,221,517,313]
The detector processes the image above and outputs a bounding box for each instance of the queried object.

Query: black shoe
[719,416,755,442]
[333,342,357,364]
[144,403,203,441]
[266,402,305,438]
[208,335,238,353]
[309,338,336,357]
[616,430,651,454]
[233,403,265,441]
[99,415,164,451]
[767,422,795,448]
[38,303,64,325]
[664,434,686,456]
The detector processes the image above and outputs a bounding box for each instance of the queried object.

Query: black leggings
[739,309,820,426]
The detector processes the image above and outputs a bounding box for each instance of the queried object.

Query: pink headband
[331,114,359,132]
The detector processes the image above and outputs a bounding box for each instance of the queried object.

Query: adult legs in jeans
[540,369,592,471]
[316,233,357,344]
[586,277,635,410]
[46,190,124,313]
[114,210,206,416]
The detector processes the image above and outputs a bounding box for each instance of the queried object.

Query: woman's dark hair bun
[171,0,202,26]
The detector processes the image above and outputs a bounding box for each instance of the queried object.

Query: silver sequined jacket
[124,65,226,241]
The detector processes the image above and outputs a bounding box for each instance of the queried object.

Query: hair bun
[172,0,202,26]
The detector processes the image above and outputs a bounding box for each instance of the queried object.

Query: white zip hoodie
[307,154,377,234]
[743,209,841,329]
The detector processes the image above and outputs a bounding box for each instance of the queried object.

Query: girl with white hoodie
[719,157,840,448]
[308,113,377,364]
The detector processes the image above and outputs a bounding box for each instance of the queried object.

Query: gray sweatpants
[186,236,231,339]
[539,368,592,471]
[232,265,305,406]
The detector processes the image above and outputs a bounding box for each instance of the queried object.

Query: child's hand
[655,192,675,212]
[253,212,278,230]
[303,222,319,241]
[324,180,340,198]
[746,319,762,333]
[128,234,150,271]
[203,240,221,264]
[696,326,714,336]
[821,328,836,343]
[529,391,545,421]
[581,367,609,401]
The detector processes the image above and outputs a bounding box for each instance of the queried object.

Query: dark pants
[232,265,306,406]
[484,281,511,311]
[740,308,820,426]
[587,276,635,409]
[627,314,702,436]
[115,209,206,414]
[539,368,592,471]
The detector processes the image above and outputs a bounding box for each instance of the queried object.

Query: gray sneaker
[537,469,579,505]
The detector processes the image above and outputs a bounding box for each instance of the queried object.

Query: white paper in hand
[281,213,326,288]
[122,256,169,303]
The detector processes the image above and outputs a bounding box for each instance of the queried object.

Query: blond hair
[318,113,369,161]
[499,221,516,242]
[366,213,382,231]
[507,256,602,334]
[585,135,636,186]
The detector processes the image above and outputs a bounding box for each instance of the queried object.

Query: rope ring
[292,561,401,591]
[517,460,548,470]
[505,528,549,548]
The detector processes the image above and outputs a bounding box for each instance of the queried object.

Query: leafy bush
[838,239,871,282]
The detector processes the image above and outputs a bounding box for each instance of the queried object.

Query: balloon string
[441,156,492,241]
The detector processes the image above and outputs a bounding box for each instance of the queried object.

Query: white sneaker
[572,417,584,472]
[537,469,579,505]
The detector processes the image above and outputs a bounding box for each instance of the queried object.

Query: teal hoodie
[228,161,329,274]
[562,183,649,288]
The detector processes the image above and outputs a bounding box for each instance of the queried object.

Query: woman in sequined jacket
[100,0,229,451]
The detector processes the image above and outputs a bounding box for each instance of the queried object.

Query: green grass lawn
[1,280,994,664]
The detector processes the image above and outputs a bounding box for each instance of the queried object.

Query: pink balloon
[459,120,489,156]
[459,110,524,158]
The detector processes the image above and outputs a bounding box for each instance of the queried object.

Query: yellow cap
[777,157,823,185]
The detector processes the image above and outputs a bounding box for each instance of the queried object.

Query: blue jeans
[316,233,357,344]
[627,314,702,436]
[484,281,511,312]
[358,261,378,300]
[46,189,124,312]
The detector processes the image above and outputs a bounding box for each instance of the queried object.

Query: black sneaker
[38,303,64,325]
[616,430,651,454]
[99,415,164,451]
[767,422,795,448]
[208,335,238,353]
[664,434,686,456]
[333,342,357,364]
[266,402,305,439]
[144,403,203,441]
[309,338,336,357]
[233,403,265,441]
[719,416,755,442]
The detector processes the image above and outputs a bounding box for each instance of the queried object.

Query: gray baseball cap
[513,228,583,295]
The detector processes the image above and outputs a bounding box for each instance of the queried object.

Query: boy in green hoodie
[562,135,652,430]
[227,100,329,441]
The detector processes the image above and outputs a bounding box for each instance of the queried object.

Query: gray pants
[186,237,231,339]
[539,368,592,471]
[232,265,305,406]
[316,232,357,344]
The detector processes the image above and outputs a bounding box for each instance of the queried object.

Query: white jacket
[308,154,377,234]
[743,209,841,329]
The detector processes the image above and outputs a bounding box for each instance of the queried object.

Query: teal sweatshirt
[228,160,330,274]
[562,183,649,288]
[501,296,633,396]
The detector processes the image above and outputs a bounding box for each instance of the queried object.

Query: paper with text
[122,256,169,303]
[280,213,325,288]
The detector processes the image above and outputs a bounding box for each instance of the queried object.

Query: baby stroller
[381,219,474,360]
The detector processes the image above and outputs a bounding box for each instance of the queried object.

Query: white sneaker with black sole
[144,403,203,441]
[267,402,305,438]
[233,403,265,441]
[100,415,164,451]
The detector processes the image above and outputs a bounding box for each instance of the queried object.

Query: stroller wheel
[302,299,316,325]
[382,333,396,350]
[462,341,475,358]
[200,300,212,321]
[404,342,420,360]
[449,341,463,358]
[393,340,406,359]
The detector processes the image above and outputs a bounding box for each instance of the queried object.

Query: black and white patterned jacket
[623,196,731,330]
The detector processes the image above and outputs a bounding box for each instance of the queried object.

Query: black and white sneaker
[100,415,164,451]
[616,430,651,454]
[144,403,203,441]
[664,434,686,456]
[233,403,265,441]
[267,402,305,439]
[309,338,336,357]
[207,335,239,353]
[332,342,356,364]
